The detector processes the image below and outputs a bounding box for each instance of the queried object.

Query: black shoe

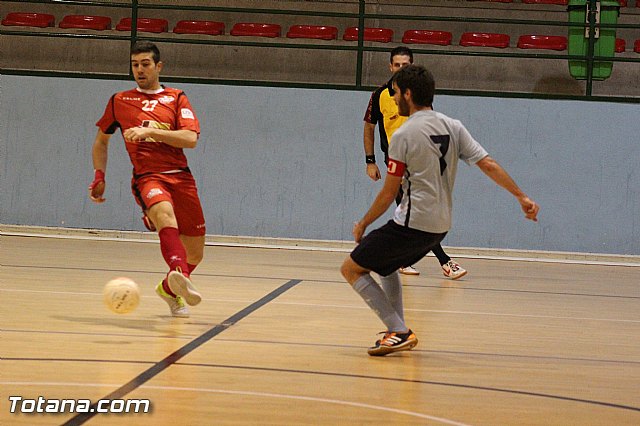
[367,329,418,356]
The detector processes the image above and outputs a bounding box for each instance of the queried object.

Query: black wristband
[365,155,376,164]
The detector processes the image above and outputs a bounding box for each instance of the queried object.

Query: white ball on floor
[103,277,140,314]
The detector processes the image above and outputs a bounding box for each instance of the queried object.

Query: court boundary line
[4,265,640,301]
[4,375,639,416]
[166,364,640,413]
[2,382,472,426]
[58,278,302,426]
[1,287,638,324]
[6,344,640,369]
[2,226,639,266]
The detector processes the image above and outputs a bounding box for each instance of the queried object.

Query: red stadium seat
[635,39,640,53]
[59,15,111,30]
[115,18,168,33]
[517,35,567,51]
[173,20,224,35]
[522,0,568,4]
[286,25,338,40]
[402,30,452,46]
[343,27,393,43]
[230,23,281,38]
[615,38,626,53]
[1,12,54,28]
[460,32,510,48]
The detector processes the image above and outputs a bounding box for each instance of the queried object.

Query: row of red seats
[3,13,640,52]
[473,0,637,5]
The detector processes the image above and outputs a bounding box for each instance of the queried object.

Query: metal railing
[1,0,639,102]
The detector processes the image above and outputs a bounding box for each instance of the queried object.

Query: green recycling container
[568,0,620,80]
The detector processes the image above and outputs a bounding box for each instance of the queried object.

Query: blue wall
[1,75,638,255]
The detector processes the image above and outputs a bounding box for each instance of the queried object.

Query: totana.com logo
[8,396,151,414]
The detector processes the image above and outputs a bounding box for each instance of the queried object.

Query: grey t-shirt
[388,109,488,233]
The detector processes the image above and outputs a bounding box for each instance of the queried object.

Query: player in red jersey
[89,41,205,318]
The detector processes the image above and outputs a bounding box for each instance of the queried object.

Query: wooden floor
[1,234,639,425]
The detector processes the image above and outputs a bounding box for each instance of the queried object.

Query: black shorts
[350,220,446,277]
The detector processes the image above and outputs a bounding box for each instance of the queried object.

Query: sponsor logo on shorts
[181,108,195,119]
[146,188,164,199]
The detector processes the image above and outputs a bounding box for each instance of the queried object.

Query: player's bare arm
[363,122,381,181]
[123,128,198,149]
[476,156,540,222]
[353,173,402,242]
[89,130,111,203]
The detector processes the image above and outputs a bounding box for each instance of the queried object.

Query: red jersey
[96,86,200,176]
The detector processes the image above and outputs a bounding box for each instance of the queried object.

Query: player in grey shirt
[390,109,488,233]
[341,65,539,356]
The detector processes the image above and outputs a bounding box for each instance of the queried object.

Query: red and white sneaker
[442,260,467,280]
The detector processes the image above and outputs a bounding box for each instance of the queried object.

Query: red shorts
[131,171,206,237]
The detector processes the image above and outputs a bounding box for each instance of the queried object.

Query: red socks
[158,228,200,298]
[159,227,189,297]
[159,227,189,273]
[161,278,176,297]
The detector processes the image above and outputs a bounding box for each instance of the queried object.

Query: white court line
[1,381,473,426]
[2,229,639,266]
[1,287,638,324]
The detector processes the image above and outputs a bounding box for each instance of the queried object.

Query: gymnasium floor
[1,233,639,425]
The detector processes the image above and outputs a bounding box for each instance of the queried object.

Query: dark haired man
[88,41,206,318]
[363,46,466,279]
[343,64,539,356]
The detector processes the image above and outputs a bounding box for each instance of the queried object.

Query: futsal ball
[103,277,140,314]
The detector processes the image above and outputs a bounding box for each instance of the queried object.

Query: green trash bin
[568,0,620,80]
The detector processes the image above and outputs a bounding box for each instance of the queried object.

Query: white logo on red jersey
[181,108,194,119]
[146,188,164,199]
[158,95,175,104]
[122,97,141,101]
